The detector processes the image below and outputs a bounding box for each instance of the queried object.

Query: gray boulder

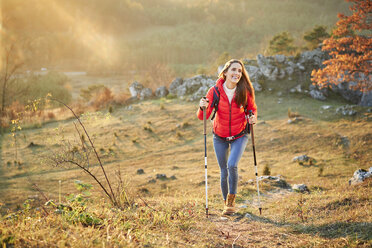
[310,89,326,101]
[252,82,262,92]
[155,86,169,98]
[258,175,291,189]
[129,81,144,98]
[292,184,309,193]
[257,54,275,80]
[171,75,215,98]
[285,66,295,76]
[298,48,328,68]
[293,155,312,163]
[336,105,357,116]
[169,77,184,95]
[360,90,372,107]
[275,54,286,63]
[139,88,153,100]
[349,167,372,185]
[189,85,209,101]
[245,65,262,82]
[331,81,363,104]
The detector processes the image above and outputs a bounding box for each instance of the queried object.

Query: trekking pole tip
[259,208,262,215]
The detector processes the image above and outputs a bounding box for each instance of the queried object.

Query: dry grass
[0,94,371,247]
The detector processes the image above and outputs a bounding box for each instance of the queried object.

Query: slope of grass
[0,91,371,247]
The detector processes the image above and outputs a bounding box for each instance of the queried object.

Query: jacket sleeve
[246,93,257,117]
[196,86,215,120]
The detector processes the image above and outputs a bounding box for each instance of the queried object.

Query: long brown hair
[218,59,255,107]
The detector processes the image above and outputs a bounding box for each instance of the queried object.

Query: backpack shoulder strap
[210,85,220,121]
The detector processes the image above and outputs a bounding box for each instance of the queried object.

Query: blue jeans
[213,134,249,200]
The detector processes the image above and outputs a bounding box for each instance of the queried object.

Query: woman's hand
[248,114,257,124]
[199,97,209,109]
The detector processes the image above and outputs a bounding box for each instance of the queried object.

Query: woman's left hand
[248,114,257,124]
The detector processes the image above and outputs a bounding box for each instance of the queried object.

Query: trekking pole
[202,98,209,218]
[249,110,262,215]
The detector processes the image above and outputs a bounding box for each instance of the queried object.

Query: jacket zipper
[229,102,232,137]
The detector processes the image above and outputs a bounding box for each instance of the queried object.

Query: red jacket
[197,78,257,138]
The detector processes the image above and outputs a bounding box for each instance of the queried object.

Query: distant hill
[2,0,351,75]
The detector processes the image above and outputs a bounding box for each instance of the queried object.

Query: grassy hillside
[3,0,351,75]
[0,86,371,247]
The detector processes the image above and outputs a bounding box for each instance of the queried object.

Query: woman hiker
[197,59,257,215]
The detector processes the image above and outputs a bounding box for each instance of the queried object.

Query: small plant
[182,122,191,128]
[263,164,271,175]
[143,125,153,132]
[288,108,301,118]
[295,195,308,223]
[46,181,102,226]
[108,105,113,113]
[318,165,324,177]
[166,94,177,100]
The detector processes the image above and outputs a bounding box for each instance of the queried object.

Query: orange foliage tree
[311,0,371,92]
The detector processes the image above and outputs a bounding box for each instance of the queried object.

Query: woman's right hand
[199,97,209,109]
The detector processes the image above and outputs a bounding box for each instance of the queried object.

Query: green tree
[268,31,297,55]
[303,25,330,50]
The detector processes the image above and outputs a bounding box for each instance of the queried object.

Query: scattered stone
[136,169,145,175]
[244,213,253,219]
[169,77,184,95]
[287,117,303,124]
[148,179,157,183]
[293,155,310,162]
[240,205,248,209]
[220,217,229,221]
[336,105,357,116]
[129,81,144,98]
[349,167,372,185]
[321,105,332,110]
[139,88,153,100]
[258,175,291,189]
[170,175,177,180]
[292,184,309,193]
[275,54,286,63]
[293,155,316,165]
[155,86,169,98]
[359,89,372,107]
[156,174,168,180]
[292,84,302,93]
[251,81,262,92]
[310,89,326,101]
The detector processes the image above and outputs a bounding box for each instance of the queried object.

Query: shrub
[303,25,330,50]
[23,72,72,106]
[268,31,297,55]
[263,165,271,176]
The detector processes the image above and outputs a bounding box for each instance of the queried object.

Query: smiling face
[224,62,242,87]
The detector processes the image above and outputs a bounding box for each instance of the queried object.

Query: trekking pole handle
[248,110,255,146]
[202,97,208,135]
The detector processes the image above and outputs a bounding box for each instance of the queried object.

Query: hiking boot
[222,194,236,215]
